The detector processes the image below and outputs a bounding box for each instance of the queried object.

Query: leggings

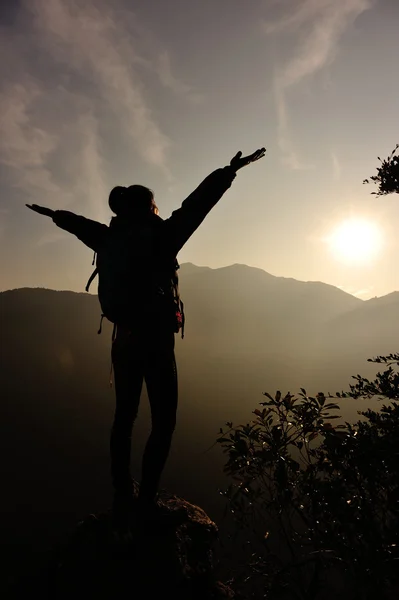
[110,324,178,502]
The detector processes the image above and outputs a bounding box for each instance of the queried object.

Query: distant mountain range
[178,262,397,363]
[2,261,398,402]
[2,262,398,590]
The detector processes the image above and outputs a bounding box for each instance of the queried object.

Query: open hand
[26,204,54,218]
[230,147,266,172]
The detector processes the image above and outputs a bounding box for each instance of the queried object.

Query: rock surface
[47,491,236,599]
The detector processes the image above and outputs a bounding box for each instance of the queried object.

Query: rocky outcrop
[48,492,236,599]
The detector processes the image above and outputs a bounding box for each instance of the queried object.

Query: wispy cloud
[31,0,172,176]
[272,83,314,170]
[263,0,374,169]
[331,150,341,180]
[0,80,105,214]
[353,287,373,298]
[156,51,204,105]
[0,0,202,225]
[72,111,108,222]
[337,284,374,299]
[0,83,63,199]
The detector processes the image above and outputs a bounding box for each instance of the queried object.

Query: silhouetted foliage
[350,353,399,399]
[363,144,399,195]
[217,356,399,599]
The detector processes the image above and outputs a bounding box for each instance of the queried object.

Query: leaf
[290,460,300,472]
[283,393,294,409]
[275,391,281,402]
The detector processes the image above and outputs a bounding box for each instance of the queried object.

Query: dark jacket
[52,166,236,256]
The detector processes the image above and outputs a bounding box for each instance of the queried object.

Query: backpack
[85,220,185,339]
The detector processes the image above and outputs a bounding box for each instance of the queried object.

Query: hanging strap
[109,323,117,388]
[85,268,99,292]
[180,299,185,339]
[109,360,114,388]
[173,259,184,339]
[97,313,105,335]
[85,252,98,292]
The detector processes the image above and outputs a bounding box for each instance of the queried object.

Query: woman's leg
[138,331,178,504]
[110,328,144,495]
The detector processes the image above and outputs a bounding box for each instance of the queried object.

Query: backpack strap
[85,251,98,292]
[97,313,105,334]
[180,299,185,339]
[85,268,99,292]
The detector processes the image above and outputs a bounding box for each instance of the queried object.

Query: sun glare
[327,218,384,264]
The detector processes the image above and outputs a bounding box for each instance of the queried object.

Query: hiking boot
[112,489,138,533]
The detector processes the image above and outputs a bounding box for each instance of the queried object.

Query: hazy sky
[1,0,398,298]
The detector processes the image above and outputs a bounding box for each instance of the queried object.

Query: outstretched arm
[26,204,107,252]
[26,204,54,218]
[164,147,266,254]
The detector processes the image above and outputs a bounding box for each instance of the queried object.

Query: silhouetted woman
[26,147,266,525]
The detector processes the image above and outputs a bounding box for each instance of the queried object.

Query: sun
[326,218,384,264]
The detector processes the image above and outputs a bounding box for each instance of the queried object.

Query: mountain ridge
[4,263,398,305]
[179,262,398,303]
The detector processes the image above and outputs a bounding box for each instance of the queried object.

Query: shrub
[218,355,399,599]
[363,145,399,195]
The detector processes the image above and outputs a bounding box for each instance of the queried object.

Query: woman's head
[108,184,159,218]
